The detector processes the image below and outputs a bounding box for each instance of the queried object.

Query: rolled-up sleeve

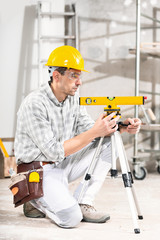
[23,102,65,162]
[76,105,95,135]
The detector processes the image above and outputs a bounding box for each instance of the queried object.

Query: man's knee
[56,204,82,228]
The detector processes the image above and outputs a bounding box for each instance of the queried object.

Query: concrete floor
[0,173,160,240]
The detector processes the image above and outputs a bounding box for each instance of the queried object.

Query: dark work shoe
[80,204,110,223]
[23,202,46,218]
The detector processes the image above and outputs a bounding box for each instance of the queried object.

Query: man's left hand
[120,118,141,134]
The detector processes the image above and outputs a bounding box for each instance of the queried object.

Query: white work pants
[30,137,112,228]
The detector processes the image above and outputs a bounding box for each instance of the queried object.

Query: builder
[14,45,141,228]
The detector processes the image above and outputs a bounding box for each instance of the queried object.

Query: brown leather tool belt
[17,161,42,173]
[9,161,44,208]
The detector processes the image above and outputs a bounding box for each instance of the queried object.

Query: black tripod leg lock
[128,171,134,184]
[110,169,118,177]
[122,173,132,187]
[85,173,91,181]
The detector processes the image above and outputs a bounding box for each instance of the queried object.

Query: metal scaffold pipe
[134,0,141,159]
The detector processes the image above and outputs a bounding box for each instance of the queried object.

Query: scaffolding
[37,1,79,85]
[132,0,160,179]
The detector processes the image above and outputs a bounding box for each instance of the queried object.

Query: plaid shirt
[14,83,95,164]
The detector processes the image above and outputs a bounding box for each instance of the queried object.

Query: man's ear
[53,71,60,82]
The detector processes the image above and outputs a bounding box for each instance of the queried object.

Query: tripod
[78,131,143,234]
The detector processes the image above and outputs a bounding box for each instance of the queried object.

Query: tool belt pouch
[9,169,43,208]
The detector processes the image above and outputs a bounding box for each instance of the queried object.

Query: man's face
[59,69,82,97]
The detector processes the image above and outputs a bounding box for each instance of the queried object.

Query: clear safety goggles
[66,71,82,81]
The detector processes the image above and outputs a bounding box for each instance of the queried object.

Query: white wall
[0,0,64,154]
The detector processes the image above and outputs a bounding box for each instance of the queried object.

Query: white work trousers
[30,137,112,228]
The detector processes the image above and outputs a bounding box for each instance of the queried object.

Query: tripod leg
[117,132,143,219]
[77,137,104,203]
[131,186,143,220]
[114,131,141,234]
[110,134,118,177]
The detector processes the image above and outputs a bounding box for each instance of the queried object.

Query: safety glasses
[66,71,82,81]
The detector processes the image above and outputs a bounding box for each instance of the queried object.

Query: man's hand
[120,118,141,134]
[92,112,120,137]
[63,112,120,157]
[63,115,141,157]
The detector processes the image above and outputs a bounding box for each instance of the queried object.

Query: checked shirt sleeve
[23,101,65,163]
[75,105,95,135]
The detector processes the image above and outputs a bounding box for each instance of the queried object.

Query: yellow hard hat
[45,45,89,72]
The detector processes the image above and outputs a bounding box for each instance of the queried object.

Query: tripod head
[79,96,147,117]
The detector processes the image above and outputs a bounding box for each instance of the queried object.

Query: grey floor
[0,172,160,240]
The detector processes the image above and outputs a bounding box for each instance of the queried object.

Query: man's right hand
[63,112,120,157]
[92,112,120,138]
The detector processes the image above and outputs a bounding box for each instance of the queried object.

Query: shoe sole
[24,213,46,218]
[82,215,110,223]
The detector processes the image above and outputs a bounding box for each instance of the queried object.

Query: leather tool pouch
[9,162,44,207]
